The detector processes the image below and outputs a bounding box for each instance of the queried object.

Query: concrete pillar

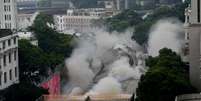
[116,0,120,10]
[125,0,129,9]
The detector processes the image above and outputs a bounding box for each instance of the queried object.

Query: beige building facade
[0,0,17,29]
[0,29,19,90]
[185,0,201,91]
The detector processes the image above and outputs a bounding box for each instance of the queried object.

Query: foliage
[136,48,197,101]
[30,13,73,58]
[106,10,143,32]
[133,1,189,45]
[105,1,190,45]
[19,39,63,83]
[0,82,48,101]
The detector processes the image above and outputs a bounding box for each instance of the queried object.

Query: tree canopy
[133,1,189,45]
[136,48,197,101]
[19,39,64,83]
[105,1,190,45]
[30,13,73,57]
[19,13,74,83]
[0,82,48,101]
[106,10,143,32]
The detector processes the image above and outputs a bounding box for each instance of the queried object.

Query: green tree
[30,13,73,57]
[19,39,63,83]
[106,10,143,32]
[0,83,48,101]
[133,0,190,45]
[136,48,197,101]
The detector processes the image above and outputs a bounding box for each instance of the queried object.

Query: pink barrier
[40,74,60,95]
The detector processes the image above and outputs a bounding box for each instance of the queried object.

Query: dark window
[3,41,6,49]
[8,39,11,46]
[14,51,17,61]
[9,53,11,63]
[15,67,17,77]
[4,5,6,12]
[0,74,1,86]
[9,69,12,80]
[14,37,16,44]
[198,0,200,22]
[4,72,7,83]
[3,55,6,66]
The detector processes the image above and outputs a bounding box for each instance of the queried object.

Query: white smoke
[148,19,184,56]
[65,40,96,92]
[87,77,122,95]
[65,29,146,95]
[108,57,138,81]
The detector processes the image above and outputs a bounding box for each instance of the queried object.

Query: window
[9,69,12,80]
[4,5,6,12]
[5,14,11,21]
[4,72,7,83]
[14,51,17,61]
[4,0,10,3]
[5,15,7,20]
[15,67,17,77]
[3,55,6,66]
[3,41,5,49]
[8,5,11,11]
[0,75,1,86]
[8,39,11,46]
[198,0,200,22]
[14,37,16,44]
[9,52,11,63]
[8,15,11,20]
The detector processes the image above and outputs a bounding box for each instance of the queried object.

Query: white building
[98,0,129,10]
[185,0,201,91]
[0,29,19,90]
[54,9,101,33]
[0,0,17,29]
[17,12,39,30]
[54,8,119,33]
[17,31,38,46]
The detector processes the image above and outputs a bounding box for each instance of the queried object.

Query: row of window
[4,0,10,3]
[5,22,12,29]
[62,24,91,27]
[2,50,17,67]
[60,18,93,23]
[4,5,11,12]
[2,37,17,50]
[5,14,11,21]
[0,67,18,86]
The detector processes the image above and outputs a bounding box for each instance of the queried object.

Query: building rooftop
[0,29,13,38]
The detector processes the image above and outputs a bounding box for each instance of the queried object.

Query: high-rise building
[51,0,69,9]
[17,0,37,11]
[98,0,130,10]
[0,0,17,29]
[158,0,182,5]
[115,0,129,10]
[0,29,19,90]
[135,0,156,8]
[185,0,201,91]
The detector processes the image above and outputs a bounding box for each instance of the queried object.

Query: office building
[0,29,19,90]
[0,0,17,29]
